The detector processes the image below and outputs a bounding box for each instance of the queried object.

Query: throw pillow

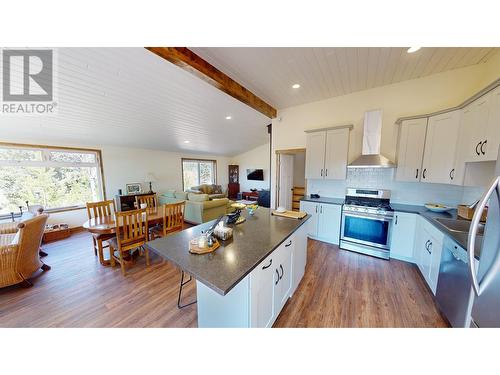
[213,185,222,194]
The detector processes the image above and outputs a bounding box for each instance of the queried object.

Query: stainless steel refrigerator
[468,147,500,327]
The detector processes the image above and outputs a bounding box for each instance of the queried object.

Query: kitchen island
[145,208,310,327]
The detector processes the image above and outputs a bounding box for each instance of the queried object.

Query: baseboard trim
[70,226,85,234]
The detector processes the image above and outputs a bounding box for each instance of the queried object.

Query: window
[0,144,104,216]
[182,158,217,190]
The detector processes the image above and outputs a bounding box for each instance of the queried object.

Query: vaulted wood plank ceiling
[0,48,271,156]
[191,47,499,109]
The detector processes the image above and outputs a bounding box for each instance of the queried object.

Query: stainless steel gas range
[340,188,393,259]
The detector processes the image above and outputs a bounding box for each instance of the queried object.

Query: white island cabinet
[196,222,309,328]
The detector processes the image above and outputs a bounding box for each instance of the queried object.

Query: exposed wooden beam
[145,47,277,119]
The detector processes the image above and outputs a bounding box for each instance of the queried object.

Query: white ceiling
[0,48,271,156]
[191,47,499,109]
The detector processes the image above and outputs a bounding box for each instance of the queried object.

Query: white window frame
[0,143,105,216]
[181,158,217,190]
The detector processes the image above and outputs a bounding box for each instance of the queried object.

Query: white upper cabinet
[485,86,500,160]
[421,110,461,184]
[396,118,428,182]
[305,128,349,180]
[305,132,326,179]
[459,89,499,163]
[324,128,349,180]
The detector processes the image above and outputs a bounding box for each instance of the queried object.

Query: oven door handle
[342,211,393,222]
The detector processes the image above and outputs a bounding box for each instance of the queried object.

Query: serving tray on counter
[271,210,307,219]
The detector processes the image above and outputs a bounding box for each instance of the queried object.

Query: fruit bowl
[424,203,453,213]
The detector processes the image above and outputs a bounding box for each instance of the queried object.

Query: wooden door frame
[275,148,306,209]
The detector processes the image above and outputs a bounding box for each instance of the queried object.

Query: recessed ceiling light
[183,140,190,144]
[292,83,301,89]
[407,47,421,53]
[225,116,232,120]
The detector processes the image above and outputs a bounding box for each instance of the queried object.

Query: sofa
[186,184,227,200]
[159,190,234,224]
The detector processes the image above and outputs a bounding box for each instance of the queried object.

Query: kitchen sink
[435,217,485,236]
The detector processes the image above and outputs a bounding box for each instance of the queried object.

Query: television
[246,169,264,181]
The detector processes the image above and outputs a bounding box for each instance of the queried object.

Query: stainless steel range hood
[348,109,396,168]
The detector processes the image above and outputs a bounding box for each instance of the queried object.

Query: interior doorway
[276,149,306,211]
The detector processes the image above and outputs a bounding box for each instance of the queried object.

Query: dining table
[83,207,164,266]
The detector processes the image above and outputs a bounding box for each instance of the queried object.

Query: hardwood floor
[0,233,448,328]
[275,240,448,328]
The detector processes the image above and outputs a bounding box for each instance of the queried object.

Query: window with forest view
[182,159,217,190]
[0,145,104,216]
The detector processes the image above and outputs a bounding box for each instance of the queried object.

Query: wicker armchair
[0,214,50,288]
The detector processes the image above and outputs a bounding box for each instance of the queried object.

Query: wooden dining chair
[150,201,185,240]
[86,200,116,261]
[108,208,150,276]
[135,194,158,209]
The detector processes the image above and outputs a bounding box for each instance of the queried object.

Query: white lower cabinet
[413,216,444,294]
[250,239,292,328]
[249,253,275,328]
[197,223,308,328]
[390,212,417,261]
[299,200,319,237]
[248,224,307,328]
[299,200,341,245]
[273,238,292,315]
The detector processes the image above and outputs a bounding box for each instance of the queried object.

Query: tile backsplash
[307,168,486,206]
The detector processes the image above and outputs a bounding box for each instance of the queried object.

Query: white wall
[230,142,270,192]
[101,146,229,197]
[0,140,229,228]
[271,53,500,207]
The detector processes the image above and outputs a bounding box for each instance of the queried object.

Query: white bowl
[424,203,453,213]
[276,206,286,213]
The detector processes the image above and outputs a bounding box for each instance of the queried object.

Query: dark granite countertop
[145,208,310,296]
[391,203,483,259]
[300,196,344,205]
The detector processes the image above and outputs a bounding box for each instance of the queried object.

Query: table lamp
[145,172,158,193]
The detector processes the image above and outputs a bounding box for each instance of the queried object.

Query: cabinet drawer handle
[320,169,323,177]
[425,240,430,250]
[415,168,419,179]
[325,169,328,177]
[279,264,284,280]
[481,140,487,155]
[262,259,272,270]
[395,215,398,225]
[285,240,292,247]
[422,169,427,179]
[315,205,318,214]
[450,168,455,180]
[476,141,482,156]
[428,241,433,254]
[275,269,280,285]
